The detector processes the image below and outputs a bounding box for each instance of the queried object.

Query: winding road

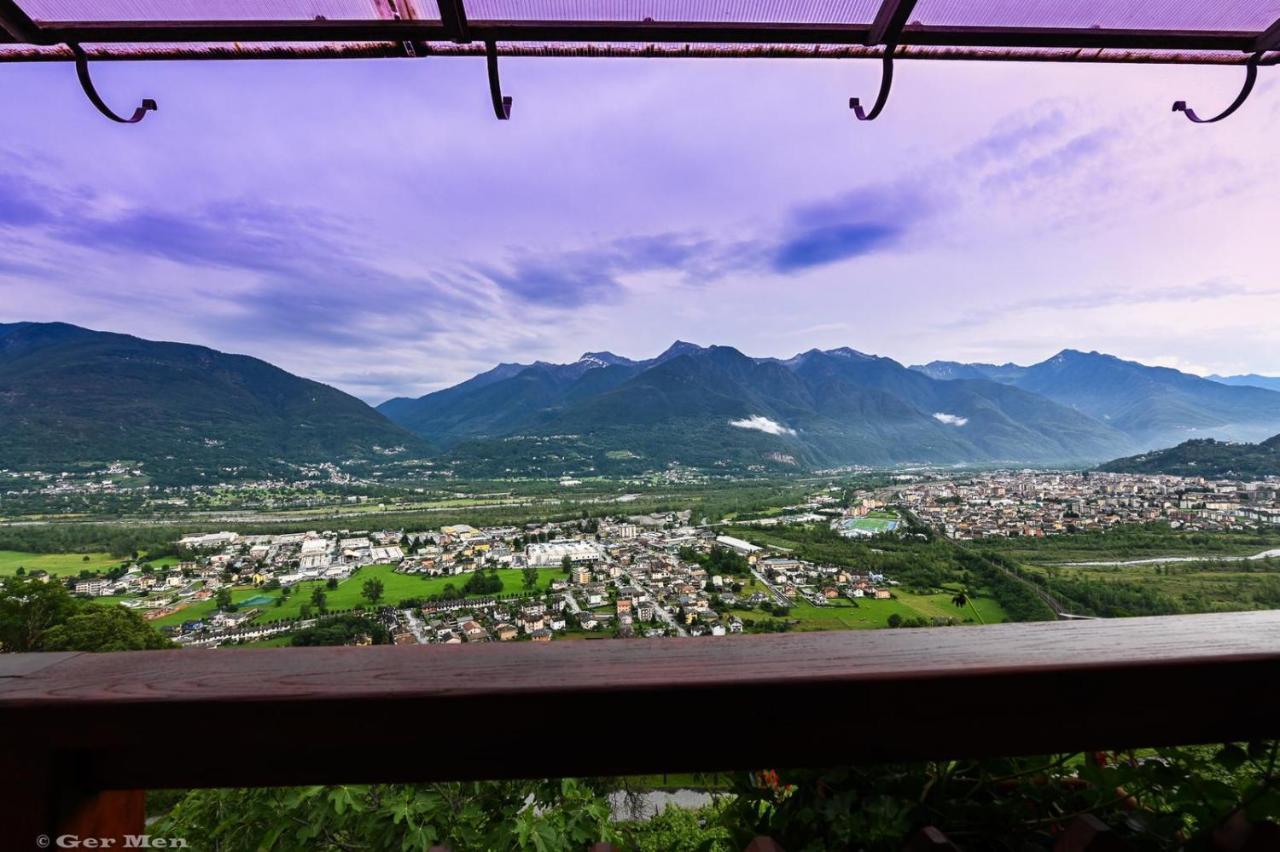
[1060,547,1280,568]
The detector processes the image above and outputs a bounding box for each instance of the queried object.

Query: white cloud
[933,412,969,427]
[729,415,796,436]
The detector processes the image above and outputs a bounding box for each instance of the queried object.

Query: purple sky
[1,54,1278,402]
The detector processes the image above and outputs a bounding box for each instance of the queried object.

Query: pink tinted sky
[0,53,1277,401]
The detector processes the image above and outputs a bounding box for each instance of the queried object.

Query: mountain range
[1206,374,1280,393]
[0,322,427,482]
[910,352,1280,449]
[1099,434,1280,479]
[4,322,1280,481]
[380,343,1280,475]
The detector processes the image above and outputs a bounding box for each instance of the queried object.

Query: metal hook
[69,43,156,124]
[1172,51,1262,124]
[849,48,894,121]
[485,40,511,120]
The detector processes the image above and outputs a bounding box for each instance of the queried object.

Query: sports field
[836,510,901,536]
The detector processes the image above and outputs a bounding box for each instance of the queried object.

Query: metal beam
[436,0,470,43]
[1,44,1274,66]
[1256,17,1280,53]
[867,0,919,46]
[27,20,1262,54]
[0,0,41,44]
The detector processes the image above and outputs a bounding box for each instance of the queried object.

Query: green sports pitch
[837,514,900,536]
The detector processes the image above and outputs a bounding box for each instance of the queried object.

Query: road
[620,571,687,637]
[750,568,791,607]
[401,608,430,644]
[1062,547,1280,567]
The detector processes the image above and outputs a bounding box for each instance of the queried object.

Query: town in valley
[29,467,1279,648]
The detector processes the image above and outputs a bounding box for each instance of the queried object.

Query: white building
[178,532,239,550]
[714,535,761,555]
[525,539,605,567]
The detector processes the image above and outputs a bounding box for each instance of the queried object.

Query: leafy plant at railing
[153,778,617,851]
[620,800,734,851]
[716,743,1280,851]
[149,745,1279,850]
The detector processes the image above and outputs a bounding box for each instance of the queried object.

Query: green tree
[215,587,234,612]
[326,578,339,591]
[523,566,539,590]
[362,577,385,607]
[291,615,390,647]
[0,575,81,652]
[311,587,328,614]
[42,606,173,652]
[561,555,573,574]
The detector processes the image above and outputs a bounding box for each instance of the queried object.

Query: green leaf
[1215,744,1248,772]
[1245,786,1280,821]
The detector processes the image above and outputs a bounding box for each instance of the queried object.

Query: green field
[260,565,564,622]
[146,587,276,629]
[978,526,1280,564]
[837,510,901,535]
[1022,561,1280,616]
[734,589,1006,631]
[0,550,180,578]
[0,550,122,576]
[226,634,295,648]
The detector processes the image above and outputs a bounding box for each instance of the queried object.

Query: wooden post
[0,750,144,851]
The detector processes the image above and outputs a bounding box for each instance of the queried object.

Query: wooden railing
[3,610,1280,849]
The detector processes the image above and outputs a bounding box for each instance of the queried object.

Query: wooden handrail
[3,611,1280,847]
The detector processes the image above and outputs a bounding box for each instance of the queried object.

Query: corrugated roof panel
[18,0,437,22]
[912,0,1280,33]
[460,0,883,24]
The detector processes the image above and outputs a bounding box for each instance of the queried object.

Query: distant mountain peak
[1048,348,1113,365]
[1208,373,1280,393]
[654,340,705,363]
[777,347,875,369]
[577,351,634,369]
[825,346,874,360]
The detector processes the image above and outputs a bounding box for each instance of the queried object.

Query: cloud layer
[1,58,1278,401]
[729,416,796,436]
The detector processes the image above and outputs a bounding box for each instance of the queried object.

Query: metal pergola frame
[2,0,1277,123]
